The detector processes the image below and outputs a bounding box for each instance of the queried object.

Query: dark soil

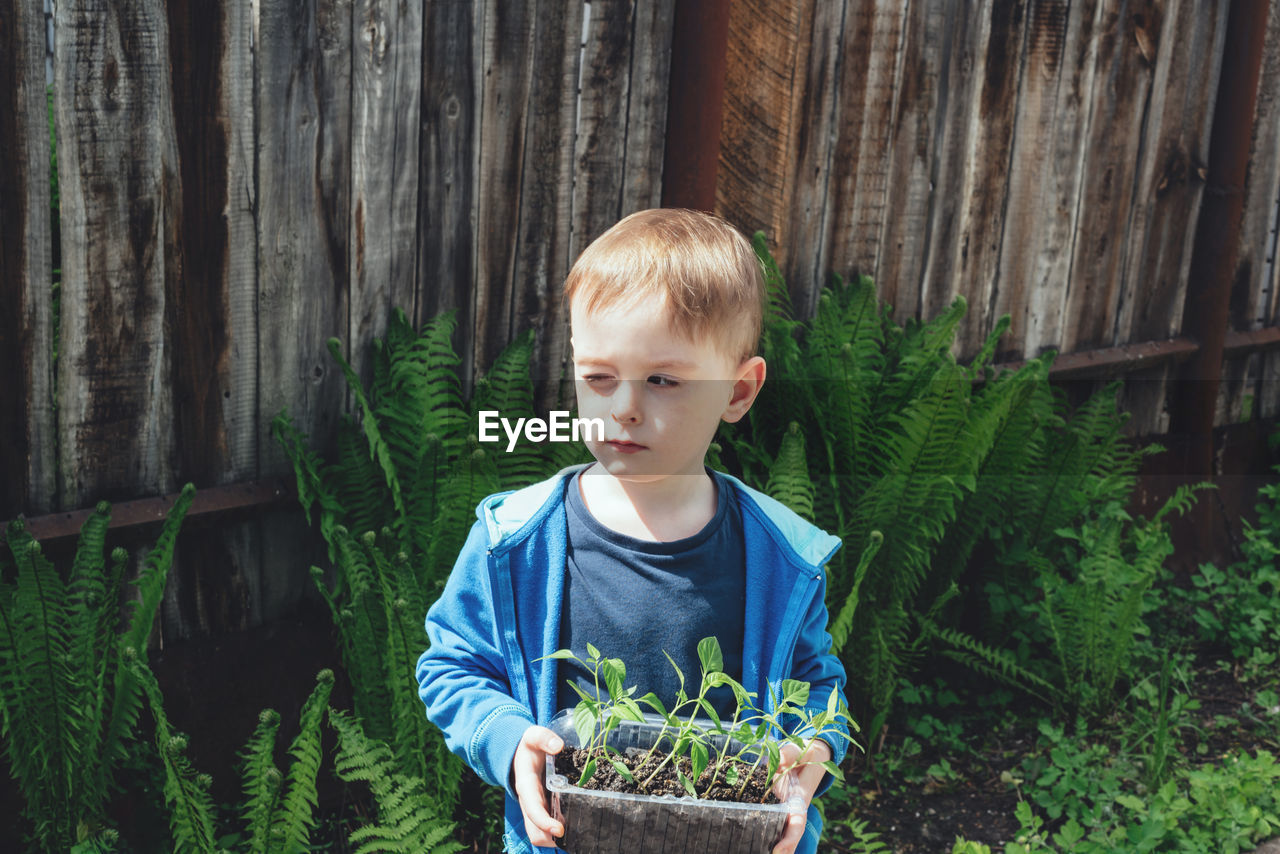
[826,653,1279,853]
[555,747,780,805]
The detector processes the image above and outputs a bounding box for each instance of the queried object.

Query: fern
[329,709,464,853]
[0,484,194,850]
[132,656,219,854]
[239,709,284,853]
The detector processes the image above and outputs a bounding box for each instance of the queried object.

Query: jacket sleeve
[788,568,852,797]
[416,520,534,795]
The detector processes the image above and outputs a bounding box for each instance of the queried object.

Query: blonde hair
[564,208,765,363]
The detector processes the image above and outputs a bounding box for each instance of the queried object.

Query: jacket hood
[477,464,841,570]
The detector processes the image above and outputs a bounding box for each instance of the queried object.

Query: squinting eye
[648,375,679,387]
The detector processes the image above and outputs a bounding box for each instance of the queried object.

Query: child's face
[570,294,764,482]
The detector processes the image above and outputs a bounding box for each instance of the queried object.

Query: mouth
[604,439,647,454]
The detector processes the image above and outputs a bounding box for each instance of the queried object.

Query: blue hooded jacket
[416,465,850,853]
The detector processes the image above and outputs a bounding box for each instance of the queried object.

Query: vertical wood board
[255,0,351,476]
[999,0,1101,361]
[417,0,481,385]
[823,0,910,292]
[349,0,423,387]
[511,0,579,402]
[1060,0,1158,353]
[782,0,846,321]
[874,0,947,315]
[0,0,56,517]
[53,0,179,508]
[473,0,535,374]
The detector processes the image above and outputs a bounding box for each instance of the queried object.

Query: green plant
[0,484,194,850]
[273,310,586,818]
[725,237,1158,746]
[133,659,335,854]
[329,708,463,854]
[546,637,854,801]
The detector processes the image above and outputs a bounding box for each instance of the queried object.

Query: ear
[721,356,766,424]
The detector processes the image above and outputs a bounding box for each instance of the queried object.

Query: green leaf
[676,767,697,798]
[542,649,578,661]
[572,704,596,748]
[577,757,597,788]
[609,758,635,784]
[586,642,600,661]
[698,637,724,675]
[691,741,709,782]
[781,679,810,707]
[601,658,625,700]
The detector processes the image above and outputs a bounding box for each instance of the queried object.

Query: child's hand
[770,738,832,854]
[512,725,565,846]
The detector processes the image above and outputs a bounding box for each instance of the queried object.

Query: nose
[611,379,642,424]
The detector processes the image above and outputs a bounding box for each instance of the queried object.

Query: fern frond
[273,669,334,852]
[829,532,883,657]
[765,423,815,522]
[329,709,463,853]
[131,656,218,853]
[924,623,1057,706]
[239,708,283,854]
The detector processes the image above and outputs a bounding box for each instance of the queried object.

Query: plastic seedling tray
[545,710,804,854]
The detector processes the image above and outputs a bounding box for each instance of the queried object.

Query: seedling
[543,637,856,802]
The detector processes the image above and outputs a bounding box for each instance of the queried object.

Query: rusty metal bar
[1222,325,1280,359]
[9,477,295,544]
[660,0,731,211]
[1168,0,1270,458]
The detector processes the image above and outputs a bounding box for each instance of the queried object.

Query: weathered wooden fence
[719,0,1280,436]
[2,0,1279,638]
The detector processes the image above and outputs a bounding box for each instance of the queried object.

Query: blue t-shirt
[556,469,746,719]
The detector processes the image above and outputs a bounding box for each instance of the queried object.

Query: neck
[577,465,717,541]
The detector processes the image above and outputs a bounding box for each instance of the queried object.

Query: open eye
[647,375,679,388]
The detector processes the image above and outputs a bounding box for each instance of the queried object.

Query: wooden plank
[823,0,909,296]
[472,0,535,374]
[417,0,480,383]
[255,0,351,476]
[570,0,636,259]
[349,0,423,387]
[782,0,846,321]
[255,0,352,641]
[620,0,677,216]
[992,0,1093,362]
[1116,0,1229,436]
[511,0,580,411]
[874,0,947,316]
[717,0,806,272]
[1059,0,1158,354]
[158,0,265,639]
[0,0,56,517]
[918,0,1028,352]
[53,0,179,508]
[1223,0,1280,423]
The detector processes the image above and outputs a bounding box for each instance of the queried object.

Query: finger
[515,773,563,841]
[525,725,565,756]
[771,812,805,854]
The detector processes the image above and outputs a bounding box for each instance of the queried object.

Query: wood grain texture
[1116,0,1229,436]
[824,0,909,296]
[0,0,56,517]
[1223,1,1280,422]
[160,0,260,639]
[255,0,351,476]
[917,0,1027,346]
[473,0,535,376]
[783,0,845,321]
[350,0,423,387]
[1060,0,1158,354]
[417,0,480,382]
[997,0,1098,361]
[511,0,579,406]
[621,0,676,216]
[53,0,179,507]
[718,0,806,268]
[874,0,947,316]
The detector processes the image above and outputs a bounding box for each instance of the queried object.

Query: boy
[416,208,848,854]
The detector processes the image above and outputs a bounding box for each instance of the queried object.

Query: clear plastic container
[544,710,804,854]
